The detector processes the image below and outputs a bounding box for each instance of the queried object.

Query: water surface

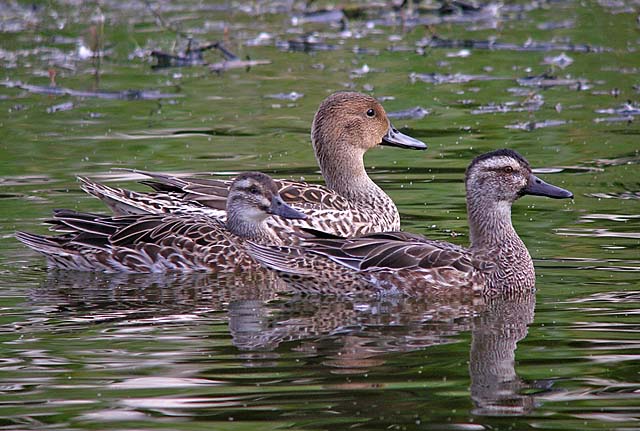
[1,1,639,430]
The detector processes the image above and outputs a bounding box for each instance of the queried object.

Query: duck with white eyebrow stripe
[247,149,574,297]
[16,172,307,273]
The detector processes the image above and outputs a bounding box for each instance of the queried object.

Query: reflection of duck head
[469,292,554,416]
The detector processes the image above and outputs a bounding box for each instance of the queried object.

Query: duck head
[227,172,307,223]
[465,149,573,205]
[311,92,427,156]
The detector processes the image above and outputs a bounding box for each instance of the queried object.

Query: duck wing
[83,170,351,214]
[304,231,476,272]
[17,210,250,272]
[81,171,384,239]
[129,169,354,211]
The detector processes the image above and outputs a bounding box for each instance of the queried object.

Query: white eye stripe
[479,156,520,170]
[235,179,253,189]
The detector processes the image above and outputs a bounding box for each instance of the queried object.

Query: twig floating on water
[46,101,74,113]
[209,58,271,73]
[1,80,180,100]
[387,106,431,120]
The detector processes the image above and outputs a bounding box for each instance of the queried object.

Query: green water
[1,1,639,430]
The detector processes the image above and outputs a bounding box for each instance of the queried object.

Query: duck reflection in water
[226,288,555,416]
[25,271,555,417]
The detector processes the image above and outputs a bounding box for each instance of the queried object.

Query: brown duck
[16,172,306,272]
[248,149,574,296]
[78,91,426,239]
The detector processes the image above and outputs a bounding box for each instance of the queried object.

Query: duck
[78,91,427,239]
[247,149,574,297]
[15,172,307,273]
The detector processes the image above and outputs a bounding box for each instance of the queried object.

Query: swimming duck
[247,149,573,296]
[79,91,427,238]
[16,172,307,272]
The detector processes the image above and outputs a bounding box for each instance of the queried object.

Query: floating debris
[543,52,574,69]
[350,64,373,78]
[507,87,537,96]
[245,32,273,47]
[368,1,501,28]
[602,66,639,74]
[593,154,640,167]
[264,92,304,101]
[593,101,640,123]
[505,119,568,131]
[151,38,222,69]
[536,19,575,30]
[416,36,608,53]
[517,73,588,89]
[471,103,516,114]
[0,80,179,100]
[446,49,471,58]
[209,58,271,73]
[591,88,621,97]
[410,72,503,84]
[149,40,271,73]
[277,37,338,53]
[595,101,640,116]
[587,191,640,200]
[471,95,544,114]
[387,106,431,120]
[76,42,98,60]
[151,50,208,68]
[352,46,380,55]
[46,101,74,113]
[151,40,262,71]
[593,115,634,124]
[291,9,346,26]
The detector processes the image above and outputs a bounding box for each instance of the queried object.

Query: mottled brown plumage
[77,92,427,239]
[16,172,306,272]
[248,149,573,297]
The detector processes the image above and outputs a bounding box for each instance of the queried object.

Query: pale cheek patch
[519,178,527,188]
[243,206,270,222]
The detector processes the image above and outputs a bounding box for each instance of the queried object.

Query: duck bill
[269,196,308,220]
[523,174,573,199]
[381,124,427,150]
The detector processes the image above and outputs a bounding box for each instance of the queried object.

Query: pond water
[1,1,639,430]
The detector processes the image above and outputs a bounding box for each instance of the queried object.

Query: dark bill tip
[269,196,308,220]
[524,174,574,199]
[381,124,427,150]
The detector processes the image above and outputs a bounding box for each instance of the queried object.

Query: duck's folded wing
[277,182,351,210]
[85,170,351,217]
[19,210,236,272]
[303,232,479,273]
[134,169,352,211]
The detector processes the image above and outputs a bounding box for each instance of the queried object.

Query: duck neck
[316,145,395,211]
[467,196,519,249]
[226,207,281,245]
[467,192,534,290]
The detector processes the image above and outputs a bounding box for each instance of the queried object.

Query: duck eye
[366,108,375,117]
[503,166,514,174]
[248,186,260,195]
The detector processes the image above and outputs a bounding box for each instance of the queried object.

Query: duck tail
[78,176,157,216]
[15,231,68,257]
